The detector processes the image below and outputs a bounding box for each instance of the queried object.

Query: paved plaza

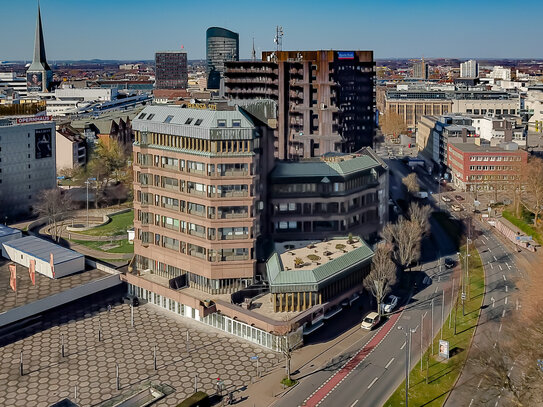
[0,301,282,406]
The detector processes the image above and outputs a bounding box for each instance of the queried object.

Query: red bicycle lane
[301,310,403,406]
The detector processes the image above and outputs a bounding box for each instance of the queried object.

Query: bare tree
[381,111,407,137]
[364,245,397,315]
[521,157,543,226]
[402,173,420,195]
[382,217,421,271]
[407,202,432,236]
[34,188,73,242]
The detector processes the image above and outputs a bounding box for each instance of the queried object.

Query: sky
[1,0,542,61]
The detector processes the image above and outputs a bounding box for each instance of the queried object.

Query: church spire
[31,1,50,71]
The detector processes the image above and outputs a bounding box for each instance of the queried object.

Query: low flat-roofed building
[2,236,85,279]
[266,237,373,312]
[0,225,23,255]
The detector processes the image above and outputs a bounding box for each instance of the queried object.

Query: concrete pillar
[279,293,283,312]
[319,293,322,305]
[297,292,300,311]
[303,292,307,310]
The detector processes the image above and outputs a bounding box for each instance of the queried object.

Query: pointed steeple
[30,1,50,71]
[251,37,256,62]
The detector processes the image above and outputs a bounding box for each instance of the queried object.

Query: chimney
[504,120,513,143]
[461,127,468,143]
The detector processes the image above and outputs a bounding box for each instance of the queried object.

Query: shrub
[176,391,210,407]
[281,377,297,387]
[307,254,321,261]
[335,243,346,250]
[294,257,304,267]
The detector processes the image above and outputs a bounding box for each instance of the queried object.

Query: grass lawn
[71,238,134,254]
[79,210,134,237]
[502,209,543,245]
[384,244,485,407]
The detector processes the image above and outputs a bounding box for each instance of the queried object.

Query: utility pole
[420,314,424,371]
[441,289,445,341]
[431,298,434,355]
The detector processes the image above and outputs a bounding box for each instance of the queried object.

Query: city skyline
[1,0,543,61]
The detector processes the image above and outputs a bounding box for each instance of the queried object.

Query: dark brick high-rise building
[225,50,375,159]
[155,51,188,90]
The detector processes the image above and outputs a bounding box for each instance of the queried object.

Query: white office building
[489,66,512,81]
[460,60,478,78]
[0,72,28,97]
[0,116,56,220]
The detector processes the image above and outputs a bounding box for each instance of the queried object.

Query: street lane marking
[502,309,506,317]
[494,255,498,261]
[506,262,511,270]
[505,297,508,305]
[367,377,379,389]
[477,378,483,388]
[493,342,497,349]
[490,263,493,269]
[505,286,508,293]
[499,323,502,332]
[350,400,359,407]
[499,265,503,271]
[400,341,406,350]
[385,357,395,369]
[503,275,506,281]
[469,399,474,407]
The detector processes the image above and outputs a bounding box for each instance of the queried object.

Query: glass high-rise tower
[206,27,239,90]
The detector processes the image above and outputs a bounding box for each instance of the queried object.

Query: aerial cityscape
[1,1,543,406]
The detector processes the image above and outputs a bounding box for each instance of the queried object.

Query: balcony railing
[218,211,248,219]
[220,234,249,241]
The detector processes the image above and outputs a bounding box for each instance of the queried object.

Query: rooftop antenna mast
[274,26,284,53]
[251,37,256,61]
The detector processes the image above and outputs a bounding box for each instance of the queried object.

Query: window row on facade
[135,132,255,154]
[136,152,253,176]
[272,193,378,216]
[136,229,252,262]
[136,180,252,200]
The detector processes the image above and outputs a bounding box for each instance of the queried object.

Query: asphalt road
[445,220,523,406]
[276,212,458,407]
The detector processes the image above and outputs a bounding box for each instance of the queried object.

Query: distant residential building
[489,66,511,81]
[119,64,141,70]
[447,141,527,192]
[268,150,388,242]
[55,125,87,171]
[206,27,239,90]
[412,58,429,80]
[26,3,53,94]
[226,50,376,159]
[0,117,56,220]
[155,51,188,90]
[460,60,479,78]
[46,87,118,116]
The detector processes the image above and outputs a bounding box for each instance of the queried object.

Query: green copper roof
[266,237,374,292]
[270,155,380,180]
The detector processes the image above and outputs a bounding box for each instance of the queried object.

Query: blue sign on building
[338,51,355,60]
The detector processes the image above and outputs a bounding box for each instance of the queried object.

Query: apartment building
[131,105,268,294]
[155,51,188,90]
[226,50,375,159]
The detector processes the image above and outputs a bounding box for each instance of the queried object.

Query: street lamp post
[398,326,416,407]
[85,177,97,227]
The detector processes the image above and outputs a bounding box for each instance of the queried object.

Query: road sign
[461,293,466,300]
[250,356,259,360]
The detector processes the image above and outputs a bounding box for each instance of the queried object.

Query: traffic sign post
[250,356,259,378]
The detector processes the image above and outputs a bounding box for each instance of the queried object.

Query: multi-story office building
[447,141,527,192]
[155,51,188,90]
[0,117,56,220]
[226,50,375,159]
[0,72,28,98]
[460,60,479,78]
[489,66,512,81]
[417,115,477,170]
[206,27,239,90]
[131,105,268,294]
[471,116,526,146]
[385,89,519,130]
[269,149,388,242]
[55,125,87,171]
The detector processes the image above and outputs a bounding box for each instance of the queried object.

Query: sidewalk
[234,319,372,406]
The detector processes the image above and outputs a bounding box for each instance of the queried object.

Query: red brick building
[447,142,528,192]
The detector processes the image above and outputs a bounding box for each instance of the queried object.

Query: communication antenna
[252,37,256,62]
[274,26,284,53]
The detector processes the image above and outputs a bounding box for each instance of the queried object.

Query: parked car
[444,258,455,269]
[381,295,400,313]
[451,204,463,212]
[422,275,432,285]
[441,195,452,203]
[455,195,465,201]
[361,312,381,330]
